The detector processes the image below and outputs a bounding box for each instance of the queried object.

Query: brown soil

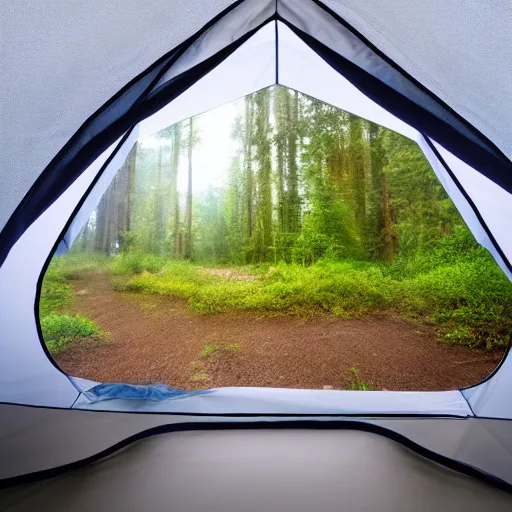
[54,272,504,391]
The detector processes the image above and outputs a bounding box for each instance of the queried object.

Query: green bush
[39,264,73,316]
[41,314,103,353]
[108,253,169,275]
[41,235,512,351]
[114,247,512,349]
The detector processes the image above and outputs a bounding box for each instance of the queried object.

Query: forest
[81,86,459,266]
[41,86,512,379]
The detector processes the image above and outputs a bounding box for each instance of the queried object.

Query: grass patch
[190,372,210,383]
[108,253,169,275]
[40,254,110,353]
[39,275,72,317]
[116,251,512,349]
[199,343,241,358]
[45,245,512,351]
[41,314,105,353]
[347,367,373,391]
[189,360,210,384]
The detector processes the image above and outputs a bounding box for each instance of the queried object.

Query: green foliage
[112,242,512,349]
[39,265,72,317]
[108,253,169,275]
[347,367,373,391]
[40,254,109,353]
[200,343,241,358]
[41,314,103,353]
[53,86,512,353]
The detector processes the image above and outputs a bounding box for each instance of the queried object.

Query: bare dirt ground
[54,272,504,391]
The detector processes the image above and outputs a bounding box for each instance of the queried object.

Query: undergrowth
[42,241,512,351]
[200,343,241,358]
[347,367,373,391]
[40,254,108,353]
[41,314,104,353]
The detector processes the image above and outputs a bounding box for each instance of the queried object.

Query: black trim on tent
[1,420,511,493]
[1,0,511,271]
[0,401,475,418]
[422,137,512,273]
[280,18,512,195]
[0,0,251,268]
[308,0,512,180]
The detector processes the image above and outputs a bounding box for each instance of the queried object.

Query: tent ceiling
[0,0,238,233]
[322,0,512,161]
[1,0,511,266]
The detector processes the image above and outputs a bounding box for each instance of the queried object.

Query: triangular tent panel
[1,0,512,502]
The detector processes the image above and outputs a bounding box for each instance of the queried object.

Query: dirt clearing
[54,272,503,391]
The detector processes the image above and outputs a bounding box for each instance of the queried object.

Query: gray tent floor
[1,429,511,512]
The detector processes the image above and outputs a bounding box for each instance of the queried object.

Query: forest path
[54,271,503,391]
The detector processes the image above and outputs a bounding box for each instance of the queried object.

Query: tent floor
[1,429,510,511]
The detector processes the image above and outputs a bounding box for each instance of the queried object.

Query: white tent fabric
[1,0,511,235]
[0,0,236,233]
[1,0,512,494]
[0,21,480,416]
[322,0,512,160]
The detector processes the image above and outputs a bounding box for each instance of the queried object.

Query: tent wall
[0,1,511,417]
[321,0,512,162]
[0,0,263,267]
[0,0,237,233]
[0,148,119,406]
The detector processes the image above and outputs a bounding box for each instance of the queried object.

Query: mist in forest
[76,85,466,266]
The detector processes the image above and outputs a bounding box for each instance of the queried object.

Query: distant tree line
[76,86,467,265]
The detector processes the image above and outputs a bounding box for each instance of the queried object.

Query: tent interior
[1,0,512,507]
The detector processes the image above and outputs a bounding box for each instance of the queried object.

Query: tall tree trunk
[95,194,107,253]
[243,96,255,262]
[152,144,165,254]
[126,143,137,234]
[286,89,300,233]
[367,123,395,261]
[254,89,272,263]
[170,124,182,257]
[274,87,287,234]
[102,187,113,254]
[348,116,367,240]
[381,173,395,262]
[185,118,193,259]
[367,124,387,260]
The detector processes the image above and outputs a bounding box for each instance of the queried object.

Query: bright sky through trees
[141,99,243,194]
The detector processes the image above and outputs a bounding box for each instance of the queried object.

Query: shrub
[41,314,103,353]
[55,253,110,279]
[116,249,512,349]
[39,264,73,316]
[108,253,169,275]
